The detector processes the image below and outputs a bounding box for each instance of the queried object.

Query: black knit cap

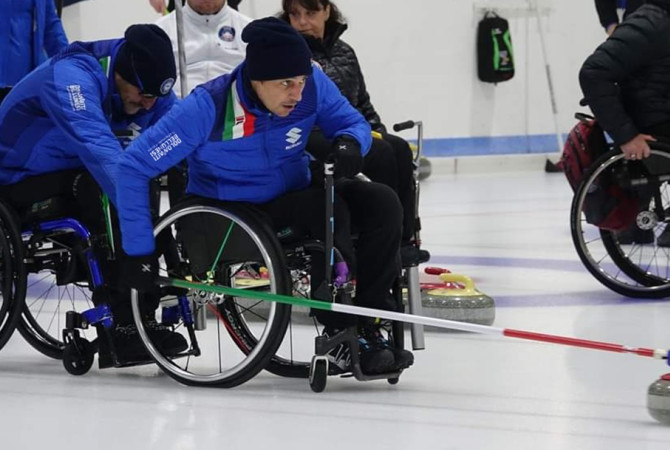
[114,24,176,97]
[242,17,313,81]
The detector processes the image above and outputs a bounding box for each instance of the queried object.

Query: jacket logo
[286,127,302,145]
[285,128,303,149]
[67,85,86,111]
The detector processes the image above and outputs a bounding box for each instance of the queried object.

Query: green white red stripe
[222,80,256,140]
[159,276,670,362]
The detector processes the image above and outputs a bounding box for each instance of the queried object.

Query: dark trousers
[257,179,402,313]
[307,130,417,241]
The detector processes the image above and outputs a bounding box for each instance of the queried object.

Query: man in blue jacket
[117,17,413,374]
[0,0,69,90]
[0,24,185,365]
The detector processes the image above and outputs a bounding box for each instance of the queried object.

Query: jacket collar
[184,2,231,27]
[303,22,347,53]
[233,62,269,115]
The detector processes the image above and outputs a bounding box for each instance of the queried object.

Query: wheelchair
[570,138,670,298]
[72,121,425,390]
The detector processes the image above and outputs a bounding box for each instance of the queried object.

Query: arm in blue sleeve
[313,68,372,156]
[43,0,68,56]
[117,89,217,256]
[41,58,123,201]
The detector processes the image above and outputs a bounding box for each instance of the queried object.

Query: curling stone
[407,141,432,181]
[418,156,432,181]
[419,273,495,328]
[648,374,670,425]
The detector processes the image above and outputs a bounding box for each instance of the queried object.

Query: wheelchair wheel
[131,200,292,387]
[17,230,96,359]
[571,148,670,298]
[0,200,26,351]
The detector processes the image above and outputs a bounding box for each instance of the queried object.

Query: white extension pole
[173,0,188,98]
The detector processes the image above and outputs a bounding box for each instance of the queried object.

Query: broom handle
[158,276,670,362]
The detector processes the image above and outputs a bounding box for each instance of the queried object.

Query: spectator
[156,0,251,98]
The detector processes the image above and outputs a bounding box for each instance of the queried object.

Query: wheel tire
[133,200,291,388]
[0,200,26,351]
[388,377,399,385]
[63,338,94,376]
[309,357,328,393]
[570,149,670,298]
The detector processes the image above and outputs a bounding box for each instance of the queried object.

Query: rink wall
[61,0,605,157]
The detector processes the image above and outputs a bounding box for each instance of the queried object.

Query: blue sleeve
[40,57,122,202]
[43,0,68,56]
[117,89,217,256]
[313,68,372,156]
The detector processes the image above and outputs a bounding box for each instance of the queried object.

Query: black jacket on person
[303,23,384,132]
[595,0,644,28]
[580,0,670,145]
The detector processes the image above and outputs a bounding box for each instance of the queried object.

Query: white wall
[61,0,607,141]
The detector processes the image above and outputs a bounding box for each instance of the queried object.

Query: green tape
[166,277,335,311]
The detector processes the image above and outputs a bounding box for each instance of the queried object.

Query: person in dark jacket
[117,17,414,374]
[0,0,69,88]
[595,0,644,34]
[581,0,670,245]
[0,24,185,364]
[280,0,428,266]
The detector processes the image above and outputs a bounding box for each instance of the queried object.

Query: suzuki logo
[286,127,302,145]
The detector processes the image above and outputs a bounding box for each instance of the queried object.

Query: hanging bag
[477,11,515,83]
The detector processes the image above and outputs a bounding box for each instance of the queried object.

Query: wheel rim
[132,205,289,386]
[20,236,95,356]
[572,150,670,296]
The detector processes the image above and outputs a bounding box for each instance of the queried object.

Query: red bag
[560,114,639,231]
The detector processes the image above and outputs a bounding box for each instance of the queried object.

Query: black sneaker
[357,333,395,375]
[98,322,188,368]
[98,324,151,368]
[144,320,189,356]
[401,244,431,267]
[362,321,414,371]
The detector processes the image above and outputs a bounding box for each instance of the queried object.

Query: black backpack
[477,11,515,83]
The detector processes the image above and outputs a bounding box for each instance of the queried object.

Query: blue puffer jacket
[117,63,371,256]
[0,0,69,87]
[0,38,176,202]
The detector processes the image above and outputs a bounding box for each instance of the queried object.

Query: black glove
[330,136,363,179]
[122,253,158,292]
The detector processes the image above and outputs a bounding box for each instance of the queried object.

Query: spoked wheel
[132,200,291,387]
[18,232,95,359]
[0,200,26,351]
[571,148,670,298]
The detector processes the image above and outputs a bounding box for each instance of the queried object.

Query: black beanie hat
[114,24,176,97]
[242,17,313,81]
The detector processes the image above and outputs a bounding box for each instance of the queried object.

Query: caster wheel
[387,377,400,385]
[63,337,94,376]
[309,356,328,393]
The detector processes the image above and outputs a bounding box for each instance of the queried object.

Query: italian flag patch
[222,80,256,140]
